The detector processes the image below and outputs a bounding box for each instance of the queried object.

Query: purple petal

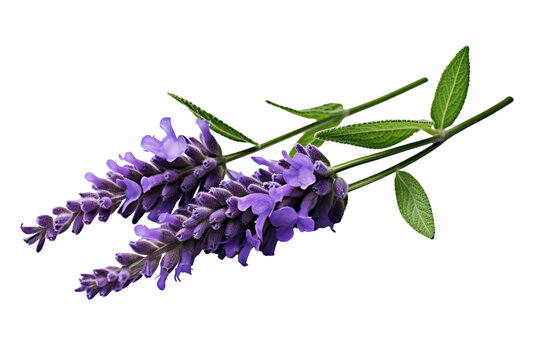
[116,178,142,212]
[238,243,254,266]
[275,226,294,242]
[134,225,163,241]
[160,117,176,138]
[106,159,130,176]
[196,119,221,155]
[157,213,183,228]
[255,214,268,240]
[297,216,315,232]
[161,136,187,162]
[281,151,316,189]
[119,152,147,172]
[251,156,284,174]
[141,118,187,162]
[140,174,165,193]
[268,184,303,202]
[84,172,102,189]
[269,207,298,228]
[245,229,261,251]
[141,136,163,156]
[299,191,319,216]
[196,118,210,138]
[156,268,170,290]
[236,193,275,216]
[251,156,273,167]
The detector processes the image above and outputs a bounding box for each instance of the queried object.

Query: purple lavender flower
[269,206,315,241]
[141,117,187,162]
[280,150,316,189]
[77,143,348,299]
[22,118,225,252]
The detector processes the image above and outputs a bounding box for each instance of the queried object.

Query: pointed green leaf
[289,116,343,156]
[266,100,347,155]
[266,100,345,120]
[431,46,470,129]
[394,171,435,239]
[315,120,434,149]
[168,93,257,144]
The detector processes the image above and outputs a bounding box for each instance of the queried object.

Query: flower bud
[333,177,348,199]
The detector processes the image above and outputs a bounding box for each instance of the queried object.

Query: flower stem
[221,77,428,163]
[346,77,428,116]
[345,96,514,191]
[329,135,442,174]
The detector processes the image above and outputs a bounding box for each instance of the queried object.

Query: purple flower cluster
[76,144,348,299]
[22,118,225,252]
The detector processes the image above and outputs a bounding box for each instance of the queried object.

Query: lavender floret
[77,144,347,299]
[22,118,225,252]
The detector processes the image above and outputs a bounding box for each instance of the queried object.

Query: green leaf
[431,46,470,129]
[315,120,434,149]
[266,100,345,121]
[394,170,435,239]
[289,116,343,156]
[168,93,257,144]
[265,100,347,155]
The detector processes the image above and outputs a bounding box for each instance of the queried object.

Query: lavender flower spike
[77,144,348,299]
[23,118,225,252]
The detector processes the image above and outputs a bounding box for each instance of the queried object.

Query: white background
[1,1,538,359]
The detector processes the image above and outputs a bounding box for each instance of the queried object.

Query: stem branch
[346,96,514,191]
[347,77,428,116]
[330,135,442,174]
[222,77,428,163]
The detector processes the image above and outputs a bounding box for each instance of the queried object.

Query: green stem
[347,143,443,191]
[347,77,428,116]
[222,77,428,163]
[330,135,442,174]
[346,96,514,191]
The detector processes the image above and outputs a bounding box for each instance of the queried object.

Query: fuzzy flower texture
[76,144,348,299]
[21,118,224,252]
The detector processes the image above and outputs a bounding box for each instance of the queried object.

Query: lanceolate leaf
[394,171,435,239]
[266,100,345,121]
[315,120,433,149]
[431,46,470,129]
[289,116,343,156]
[168,93,258,144]
[266,100,347,155]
